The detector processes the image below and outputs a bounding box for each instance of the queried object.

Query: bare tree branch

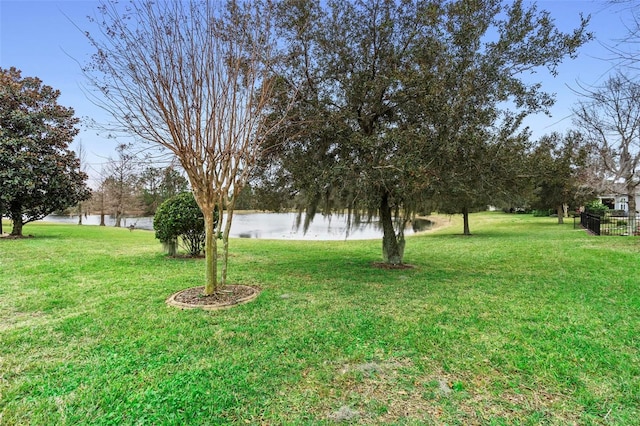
[83,0,292,294]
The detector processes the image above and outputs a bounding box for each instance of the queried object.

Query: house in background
[597,185,640,214]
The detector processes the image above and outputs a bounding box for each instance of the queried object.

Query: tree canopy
[529,131,596,223]
[0,67,91,236]
[258,0,590,261]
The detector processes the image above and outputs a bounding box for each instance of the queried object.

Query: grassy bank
[1,213,638,425]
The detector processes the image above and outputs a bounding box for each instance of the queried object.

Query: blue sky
[0,0,636,185]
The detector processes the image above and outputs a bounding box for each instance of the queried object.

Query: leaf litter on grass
[317,357,583,425]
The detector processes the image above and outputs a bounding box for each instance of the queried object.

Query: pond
[43,212,433,240]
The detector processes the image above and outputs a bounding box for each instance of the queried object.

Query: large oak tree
[259,0,590,262]
[0,67,91,237]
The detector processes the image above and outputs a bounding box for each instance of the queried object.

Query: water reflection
[44,214,153,229]
[43,213,432,240]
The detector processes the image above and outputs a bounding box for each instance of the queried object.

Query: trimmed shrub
[154,192,214,256]
[584,200,608,217]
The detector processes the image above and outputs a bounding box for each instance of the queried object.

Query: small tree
[75,140,88,225]
[85,0,289,295]
[154,192,210,257]
[0,67,91,236]
[103,143,141,227]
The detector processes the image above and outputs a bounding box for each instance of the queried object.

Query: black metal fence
[580,212,640,236]
[580,212,601,235]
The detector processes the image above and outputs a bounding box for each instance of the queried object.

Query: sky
[0,0,637,186]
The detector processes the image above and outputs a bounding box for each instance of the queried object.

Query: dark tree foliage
[529,131,596,224]
[0,67,91,236]
[260,0,445,264]
[154,192,214,257]
[413,0,588,235]
[258,0,590,262]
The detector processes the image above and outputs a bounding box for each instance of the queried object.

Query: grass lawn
[1,212,638,425]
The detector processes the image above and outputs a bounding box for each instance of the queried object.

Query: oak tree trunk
[462,207,471,235]
[380,192,404,265]
[557,205,564,224]
[10,220,23,237]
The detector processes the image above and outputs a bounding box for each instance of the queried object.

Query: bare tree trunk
[99,192,106,226]
[114,209,122,227]
[76,141,87,226]
[203,209,218,295]
[557,205,564,224]
[380,192,404,265]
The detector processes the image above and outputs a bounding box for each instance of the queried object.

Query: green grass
[1,213,638,425]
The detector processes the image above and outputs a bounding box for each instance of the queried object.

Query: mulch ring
[166,284,260,310]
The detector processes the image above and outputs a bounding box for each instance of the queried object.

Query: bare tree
[84,0,288,294]
[605,1,640,71]
[94,179,107,226]
[574,73,640,234]
[74,140,88,224]
[103,143,141,227]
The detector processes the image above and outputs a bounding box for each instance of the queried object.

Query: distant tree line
[72,145,192,224]
[68,145,260,226]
